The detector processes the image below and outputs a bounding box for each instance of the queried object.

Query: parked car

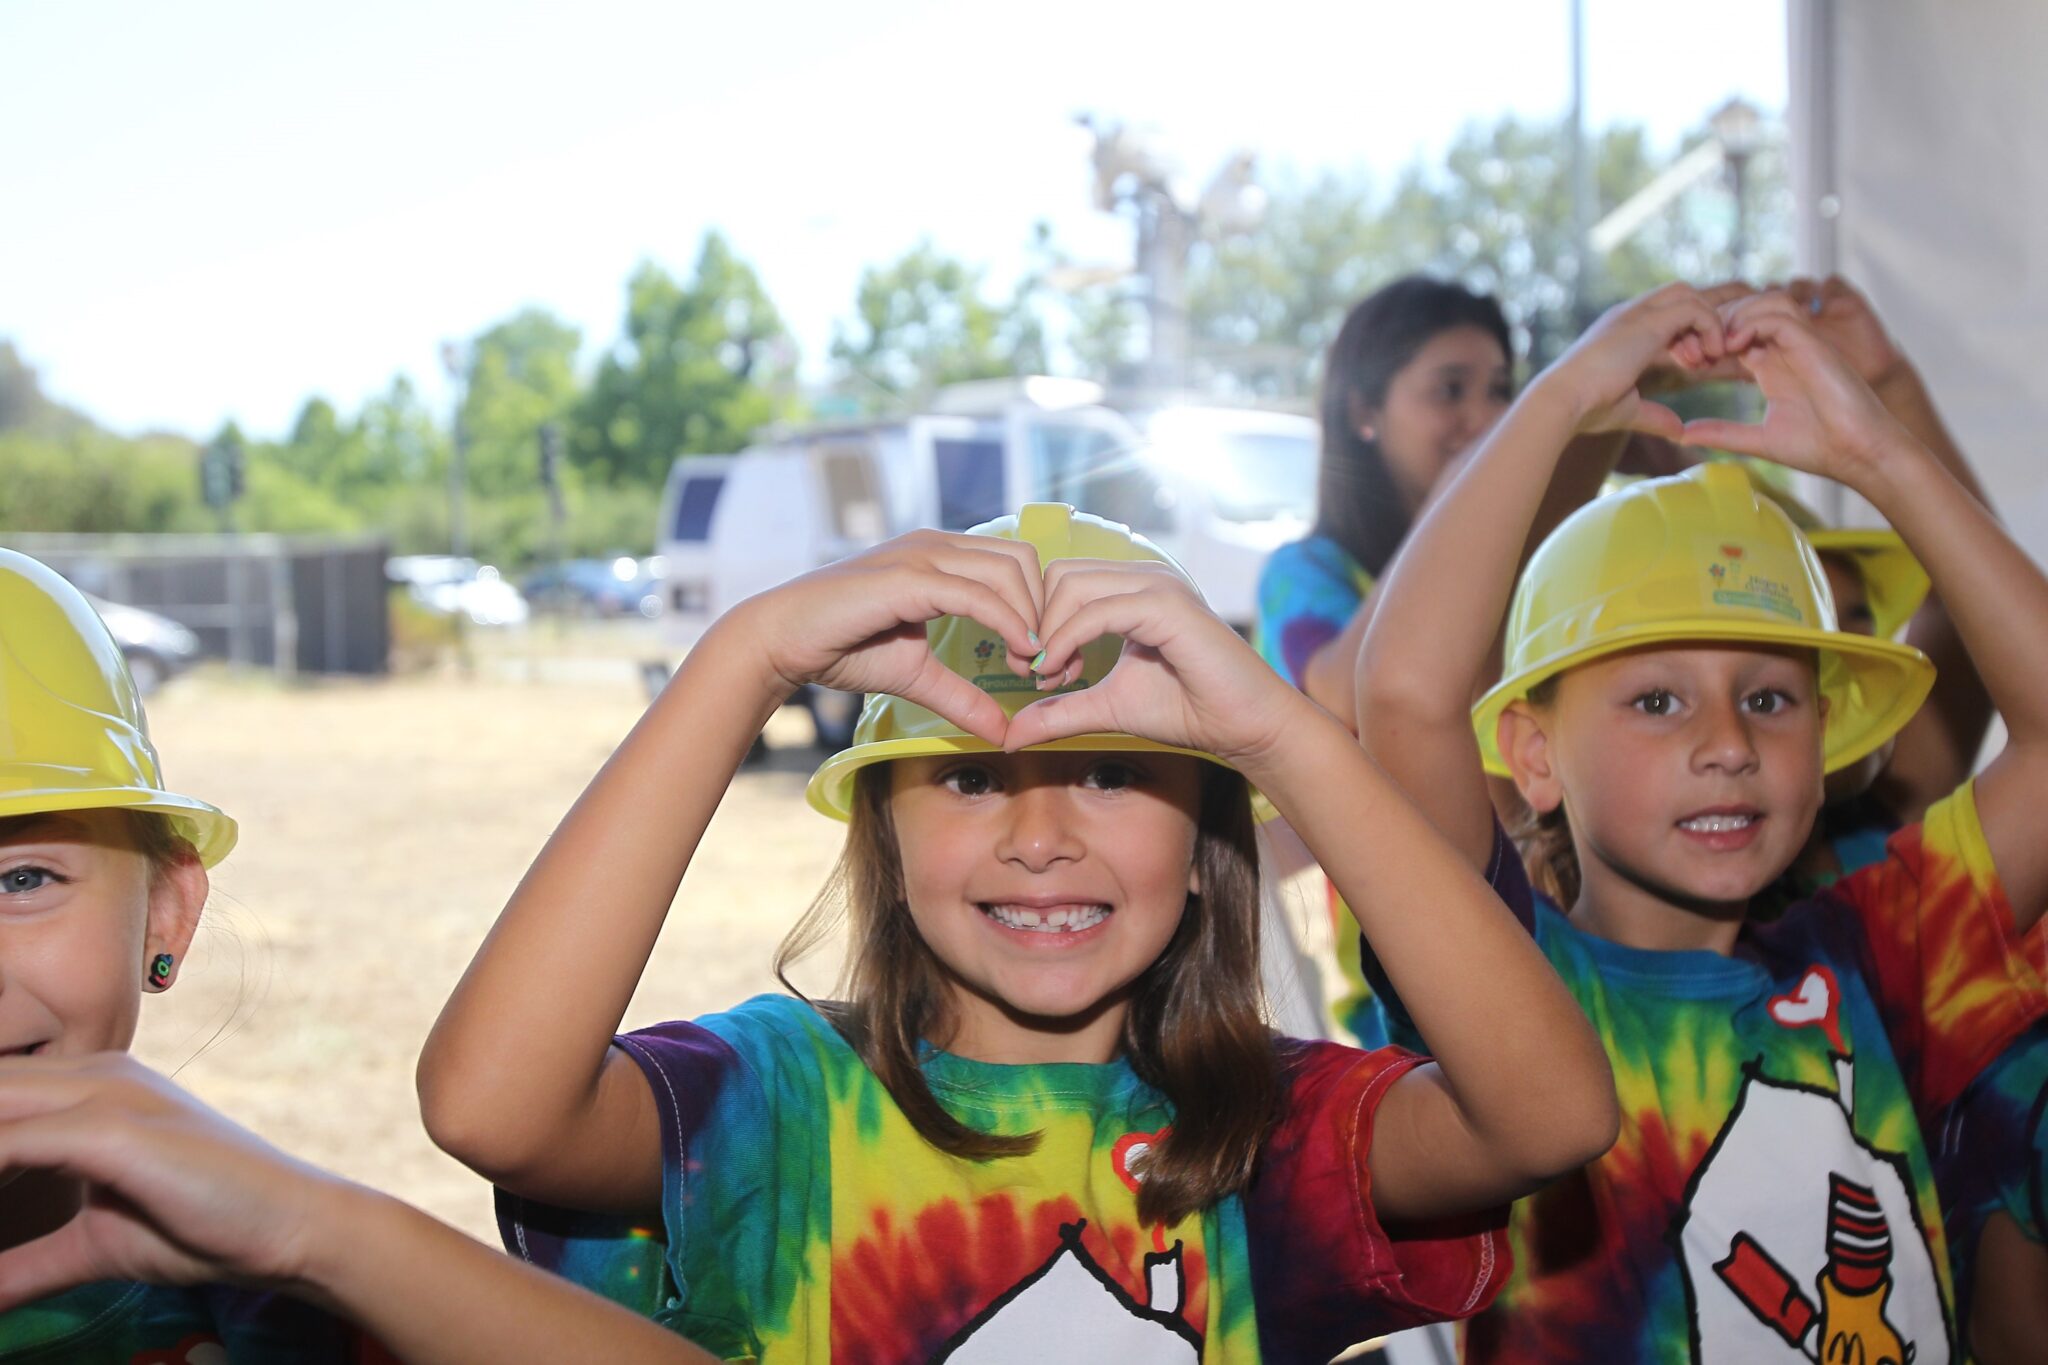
[521,557,661,618]
[84,593,202,695]
[386,555,530,626]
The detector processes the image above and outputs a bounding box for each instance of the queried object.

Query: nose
[1455,391,1506,450]
[1689,698,1760,777]
[994,780,1084,872]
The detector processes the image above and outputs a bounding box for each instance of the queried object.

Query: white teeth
[1680,814,1756,833]
[983,903,1109,933]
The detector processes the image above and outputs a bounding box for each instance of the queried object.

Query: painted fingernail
[1030,649,1048,673]
[1027,630,1039,647]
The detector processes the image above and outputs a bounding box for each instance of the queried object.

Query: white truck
[653,380,1314,747]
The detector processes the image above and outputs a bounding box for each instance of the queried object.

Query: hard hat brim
[806,734,1234,822]
[0,782,239,868]
[1808,530,1932,641]
[1472,620,1935,779]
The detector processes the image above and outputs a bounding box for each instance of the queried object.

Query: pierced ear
[1498,704,1563,815]
[143,843,209,990]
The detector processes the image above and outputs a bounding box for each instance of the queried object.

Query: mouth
[0,1042,47,1059]
[978,902,1112,935]
[1674,807,1765,848]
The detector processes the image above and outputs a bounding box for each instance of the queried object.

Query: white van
[651,383,1317,745]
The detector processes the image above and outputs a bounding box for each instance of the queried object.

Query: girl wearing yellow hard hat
[0,548,735,1364]
[1349,283,2048,1363]
[424,503,1621,1360]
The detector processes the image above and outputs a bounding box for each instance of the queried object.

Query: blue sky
[2,0,1785,439]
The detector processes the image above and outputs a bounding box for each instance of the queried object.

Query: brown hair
[775,760,1281,1227]
[1504,677,1581,909]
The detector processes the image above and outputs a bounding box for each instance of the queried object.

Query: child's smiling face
[887,750,1203,1063]
[1515,644,1828,916]
[0,810,205,1062]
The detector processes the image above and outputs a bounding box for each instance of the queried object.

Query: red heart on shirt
[1766,965,1845,1053]
[1112,1128,1170,1194]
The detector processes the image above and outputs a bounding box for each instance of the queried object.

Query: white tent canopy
[1788,0,2048,566]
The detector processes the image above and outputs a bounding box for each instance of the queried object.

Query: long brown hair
[775,760,1281,1227]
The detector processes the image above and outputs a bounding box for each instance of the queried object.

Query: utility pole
[441,341,470,560]
[1568,0,1599,330]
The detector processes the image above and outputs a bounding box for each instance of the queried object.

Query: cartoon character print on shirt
[1675,967,1948,1364]
[931,1128,1201,1364]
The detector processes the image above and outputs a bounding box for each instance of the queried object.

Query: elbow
[1517,1056,1621,1184]
[416,1037,541,1182]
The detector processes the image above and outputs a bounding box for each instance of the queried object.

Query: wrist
[696,601,803,710]
[1519,369,1598,436]
[281,1174,391,1312]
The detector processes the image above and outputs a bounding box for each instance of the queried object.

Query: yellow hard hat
[0,549,237,865]
[806,504,1231,821]
[1609,465,1932,642]
[1473,463,1934,778]
[1749,476,1930,642]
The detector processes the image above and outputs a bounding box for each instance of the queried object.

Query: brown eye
[941,766,997,797]
[1632,690,1676,717]
[1083,761,1139,792]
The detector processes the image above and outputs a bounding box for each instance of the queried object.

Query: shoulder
[1261,535,1364,591]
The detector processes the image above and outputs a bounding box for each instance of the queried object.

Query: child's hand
[1003,560,1301,766]
[738,531,1043,747]
[1541,283,1730,438]
[1638,280,1757,392]
[1679,291,1912,485]
[1786,275,1907,389]
[0,1053,339,1307]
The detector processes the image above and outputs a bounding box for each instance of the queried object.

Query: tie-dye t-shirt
[498,994,1510,1363]
[1254,534,1368,689]
[0,1281,392,1363]
[1774,797,2048,1328]
[1362,783,2048,1364]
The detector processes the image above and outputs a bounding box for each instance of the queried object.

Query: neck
[0,1171,84,1257]
[938,988,1130,1065]
[1569,856,1747,955]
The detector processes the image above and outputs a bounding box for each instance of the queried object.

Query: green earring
[147,953,175,991]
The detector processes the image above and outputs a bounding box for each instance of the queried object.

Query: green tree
[829,240,1035,409]
[460,308,582,497]
[573,232,793,485]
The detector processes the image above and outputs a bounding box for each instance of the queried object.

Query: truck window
[1033,423,1169,532]
[935,438,1005,529]
[670,474,725,541]
[820,447,887,542]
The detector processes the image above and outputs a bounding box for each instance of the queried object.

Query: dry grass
[136,653,848,1241]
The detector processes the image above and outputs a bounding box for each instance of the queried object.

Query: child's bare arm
[1355,285,1728,869]
[1013,570,1620,1222]
[419,534,1042,1209]
[1793,276,1996,822]
[1688,295,2048,927]
[1250,704,1621,1220]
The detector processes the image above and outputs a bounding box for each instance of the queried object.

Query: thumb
[1004,686,1122,753]
[0,1215,107,1310]
[1680,417,1771,455]
[1629,399,1686,441]
[891,656,1011,748]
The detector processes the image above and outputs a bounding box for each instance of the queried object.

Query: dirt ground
[134,625,1337,1245]
[136,634,852,1241]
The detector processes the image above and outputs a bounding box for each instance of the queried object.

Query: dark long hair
[1316,275,1512,576]
[775,761,1279,1228]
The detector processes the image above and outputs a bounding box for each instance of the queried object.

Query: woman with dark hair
[1257,276,1515,729]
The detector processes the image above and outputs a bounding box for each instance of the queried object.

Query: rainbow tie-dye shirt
[0,1281,390,1363]
[499,995,1511,1362]
[1362,783,2048,1364]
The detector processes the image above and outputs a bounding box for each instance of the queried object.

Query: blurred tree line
[0,113,1785,569]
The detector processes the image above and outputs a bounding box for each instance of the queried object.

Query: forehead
[1566,642,1818,689]
[0,809,137,850]
[1400,325,1509,377]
